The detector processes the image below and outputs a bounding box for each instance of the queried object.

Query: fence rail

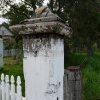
[0,74,25,100]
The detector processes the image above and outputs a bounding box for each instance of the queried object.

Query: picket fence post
[5,75,10,100]
[1,74,5,100]
[16,76,22,100]
[0,74,24,100]
[11,75,15,100]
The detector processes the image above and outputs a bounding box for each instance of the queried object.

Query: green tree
[23,0,44,12]
[0,0,44,14]
[3,4,30,25]
[2,4,29,64]
[49,0,100,56]
[0,0,44,63]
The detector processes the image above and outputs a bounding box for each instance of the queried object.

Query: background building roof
[0,26,13,37]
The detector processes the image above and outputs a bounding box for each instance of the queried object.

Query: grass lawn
[65,52,100,100]
[0,57,25,96]
[0,52,100,100]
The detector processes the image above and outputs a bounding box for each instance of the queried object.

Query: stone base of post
[64,66,82,100]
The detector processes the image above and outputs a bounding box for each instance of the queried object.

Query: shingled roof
[0,26,13,37]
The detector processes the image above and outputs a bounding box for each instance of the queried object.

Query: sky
[0,0,49,24]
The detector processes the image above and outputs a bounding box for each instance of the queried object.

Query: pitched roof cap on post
[10,6,70,36]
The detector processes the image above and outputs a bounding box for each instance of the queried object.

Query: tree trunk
[15,49,19,64]
[86,40,94,57]
[50,0,54,11]
[15,40,19,64]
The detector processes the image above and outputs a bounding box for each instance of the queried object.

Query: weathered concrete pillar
[0,38,3,69]
[10,6,70,100]
[64,66,82,100]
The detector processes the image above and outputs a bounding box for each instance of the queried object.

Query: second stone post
[64,66,82,100]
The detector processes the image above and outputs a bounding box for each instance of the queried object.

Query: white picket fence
[0,74,26,100]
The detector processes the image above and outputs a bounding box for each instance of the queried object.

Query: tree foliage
[1,0,44,25]
[0,0,45,63]
[1,0,100,56]
[23,0,44,12]
[49,0,100,55]
[3,4,31,25]
[0,0,44,14]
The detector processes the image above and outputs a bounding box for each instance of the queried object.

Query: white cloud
[43,0,49,6]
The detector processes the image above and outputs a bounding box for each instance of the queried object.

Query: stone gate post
[10,6,70,100]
